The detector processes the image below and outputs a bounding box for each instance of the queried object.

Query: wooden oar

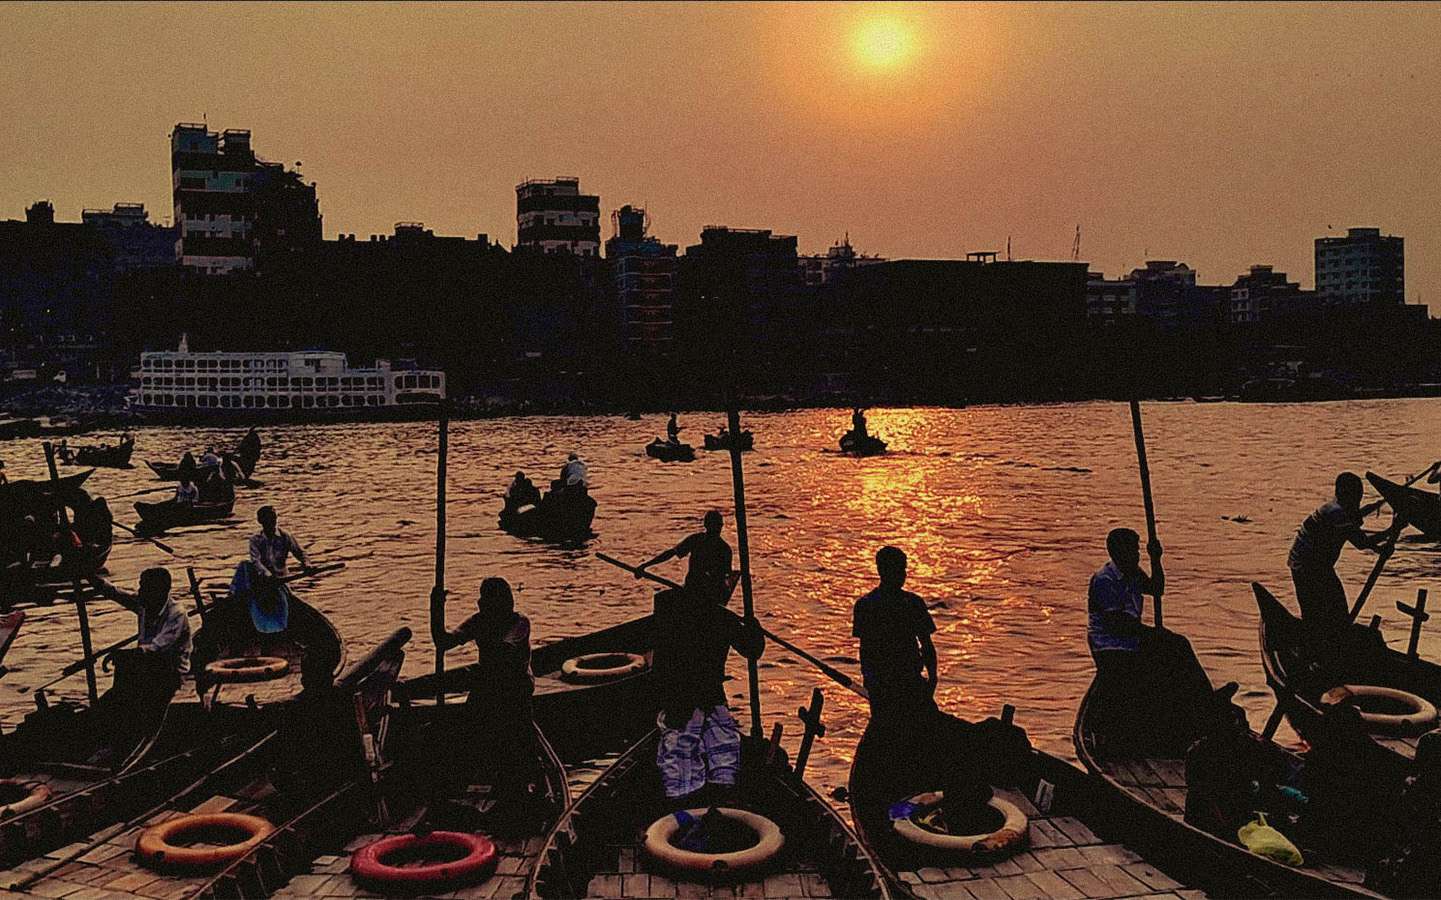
[1128,400,1164,628]
[596,551,869,701]
[725,406,765,738]
[1347,462,1436,622]
[113,519,177,556]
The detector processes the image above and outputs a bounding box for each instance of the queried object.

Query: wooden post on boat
[1128,400,1163,629]
[432,407,448,705]
[1400,588,1430,660]
[726,405,764,740]
[794,688,826,780]
[43,441,98,704]
[186,566,207,617]
[1350,537,1396,622]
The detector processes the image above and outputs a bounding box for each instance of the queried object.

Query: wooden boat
[530,727,894,898]
[704,430,754,452]
[1075,671,1386,897]
[1368,471,1441,540]
[1,481,113,602]
[0,583,348,870]
[840,431,887,456]
[134,497,236,531]
[192,695,568,900]
[850,714,1198,899]
[0,610,20,676]
[147,429,261,483]
[646,438,696,462]
[68,440,134,468]
[0,470,93,497]
[498,488,597,544]
[0,631,406,899]
[398,575,738,763]
[1256,581,1436,774]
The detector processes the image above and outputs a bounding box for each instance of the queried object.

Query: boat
[147,428,262,483]
[703,430,755,452]
[1368,471,1441,540]
[134,497,236,531]
[0,480,113,603]
[1256,581,1436,776]
[192,691,567,900]
[530,724,894,898]
[851,712,1198,900]
[0,631,406,897]
[399,575,740,763]
[840,431,887,456]
[646,438,696,462]
[0,469,93,497]
[0,581,349,870]
[1075,663,1388,897]
[498,488,597,544]
[67,440,134,468]
[0,610,20,676]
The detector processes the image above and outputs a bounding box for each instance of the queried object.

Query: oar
[112,485,174,500]
[596,551,869,701]
[1346,462,1436,622]
[725,406,765,738]
[113,519,177,556]
[1129,400,1164,628]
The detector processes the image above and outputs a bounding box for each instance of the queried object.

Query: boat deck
[891,786,1202,900]
[1095,757,1369,891]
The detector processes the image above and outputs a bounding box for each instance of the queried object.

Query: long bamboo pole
[725,406,764,739]
[432,408,448,705]
[1128,401,1163,628]
[44,442,98,703]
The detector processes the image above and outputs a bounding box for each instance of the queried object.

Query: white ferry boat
[132,337,444,420]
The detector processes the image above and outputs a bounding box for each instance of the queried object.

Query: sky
[3,2,1440,309]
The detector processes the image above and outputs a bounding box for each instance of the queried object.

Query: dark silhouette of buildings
[516,177,600,256]
[1228,264,1312,324]
[605,205,678,356]
[82,204,178,272]
[1316,227,1404,308]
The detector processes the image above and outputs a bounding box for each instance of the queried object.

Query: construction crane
[1071,225,1081,261]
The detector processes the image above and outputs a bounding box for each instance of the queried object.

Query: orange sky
[3,2,1439,309]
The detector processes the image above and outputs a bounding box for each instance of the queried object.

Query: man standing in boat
[87,568,191,748]
[667,412,681,445]
[1288,472,1397,634]
[1088,528,1224,752]
[249,505,311,581]
[640,511,763,804]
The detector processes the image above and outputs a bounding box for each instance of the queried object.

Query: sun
[852,17,912,69]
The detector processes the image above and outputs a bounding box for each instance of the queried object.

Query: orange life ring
[350,831,497,890]
[560,652,648,683]
[643,807,784,877]
[0,780,51,818]
[890,792,1029,858]
[136,812,274,871]
[1321,684,1439,734]
[204,656,290,683]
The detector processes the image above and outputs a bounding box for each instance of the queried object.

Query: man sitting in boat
[503,471,542,513]
[430,577,539,803]
[200,447,222,468]
[852,546,1029,812]
[174,474,199,506]
[851,406,868,439]
[86,567,191,702]
[555,453,589,495]
[1288,472,1396,636]
[644,512,764,806]
[250,506,310,582]
[1088,528,1227,753]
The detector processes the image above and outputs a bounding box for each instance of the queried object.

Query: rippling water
[4,401,1440,801]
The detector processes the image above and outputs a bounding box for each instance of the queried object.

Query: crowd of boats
[0,404,1438,900]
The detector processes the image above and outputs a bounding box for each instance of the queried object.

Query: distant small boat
[840,431,887,456]
[67,440,135,468]
[499,490,597,543]
[646,438,695,462]
[703,430,754,452]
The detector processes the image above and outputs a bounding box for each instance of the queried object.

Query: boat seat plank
[1121,863,1184,892]
[989,872,1050,899]
[1077,845,1144,867]
[1049,816,1101,846]
[1054,866,1118,899]
[1029,847,1089,870]
[958,878,1011,900]
[1085,864,1153,897]
[1027,819,1073,848]
[1017,868,1085,900]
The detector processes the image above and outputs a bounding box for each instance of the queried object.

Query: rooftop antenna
[1072,224,1081,261]
[1006,235,1012,261]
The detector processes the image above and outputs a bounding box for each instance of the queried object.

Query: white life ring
[891,791,1029,857]
[560,652,647,683]
[1320,684,1439,734]
[643,807,784,877]
[0,780,52,818]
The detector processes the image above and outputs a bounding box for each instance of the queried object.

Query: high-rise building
[1229,264,1312,324]
[605,205,677,354]
[1315,227,1404,307]
[515,177,600,256]
[170,123,320,275]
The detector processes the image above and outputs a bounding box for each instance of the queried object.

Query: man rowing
[1289,472,1397,634]
[249,505,311,581]
[852,546,1029,816]
[640,511,763,806]
[1088,527,1232,753]
[431,576,540,802]
[667,412,682,445]
[503,471,541,513]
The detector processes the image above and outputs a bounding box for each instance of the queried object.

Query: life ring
[560,652,648,683]
[0,780,52,818]
[204,656,290,683]
[890,792,1029,857]
[643,807,784,877]
[1320,685,1439,734]
[136,812,274,871]
[350,831,497,891]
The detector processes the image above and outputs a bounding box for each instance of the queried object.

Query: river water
[3,401,1439,802]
